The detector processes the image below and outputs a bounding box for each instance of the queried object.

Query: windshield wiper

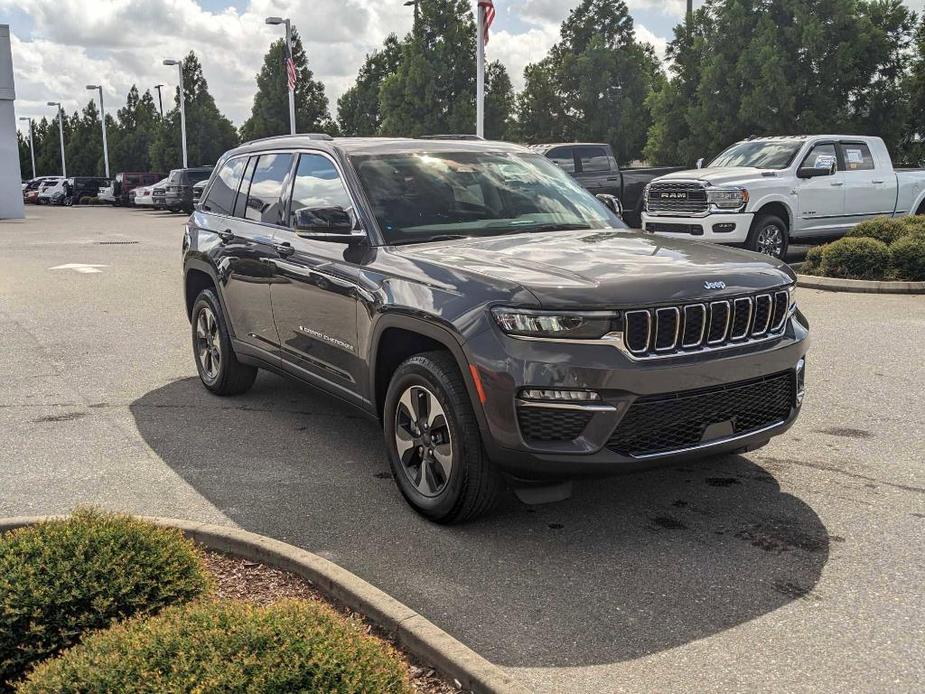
[515,223,592,233]
[393,234,469,245]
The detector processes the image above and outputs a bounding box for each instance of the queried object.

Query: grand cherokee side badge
[704,281,727,290]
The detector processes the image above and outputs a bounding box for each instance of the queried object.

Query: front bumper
[642,212,753,244]
[467,312,809,480]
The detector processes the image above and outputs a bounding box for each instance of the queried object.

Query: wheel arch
[751,199,793,231]
[369,314,483,425]
[183,258,230,329]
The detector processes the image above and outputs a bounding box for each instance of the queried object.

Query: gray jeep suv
[182,135,809,523]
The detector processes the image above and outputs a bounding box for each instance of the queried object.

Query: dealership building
[0,24,24,220]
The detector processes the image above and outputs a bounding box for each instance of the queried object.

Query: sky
[3,0,924,131]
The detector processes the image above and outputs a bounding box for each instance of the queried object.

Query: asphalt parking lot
[1,207,923,693]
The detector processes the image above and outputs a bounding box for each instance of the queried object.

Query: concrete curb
[791,262,925,294]
[0,516,528,694]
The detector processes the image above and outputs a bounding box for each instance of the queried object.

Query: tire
[746,213,789,259]
[383,351,503,524]
[191,289,257,396]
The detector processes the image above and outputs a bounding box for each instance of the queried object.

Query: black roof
[228,135,530,159]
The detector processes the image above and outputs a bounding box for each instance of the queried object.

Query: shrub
[18,600,413,694]
[0,509,210,687]
[801,244,826,274]
[817,237,892,280]
[847,216,909,245]
[890,236,925,281]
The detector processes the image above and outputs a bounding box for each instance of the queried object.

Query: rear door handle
[217,229,234,244]
[830,182,844,187]
[872,180,885,184]
[274,242,295,258]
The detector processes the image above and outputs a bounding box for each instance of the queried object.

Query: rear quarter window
[203,158,246,216]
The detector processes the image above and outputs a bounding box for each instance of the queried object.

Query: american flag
[285,43,297,92]
[478,0,495,44]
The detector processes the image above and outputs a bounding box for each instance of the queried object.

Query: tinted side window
[546,147,575,173]
[576,146,611,173]
[801,144,838,172]
[203,157,246,216]
[243,154,293,225]
[289,154,353,227]
[840,143,875,172]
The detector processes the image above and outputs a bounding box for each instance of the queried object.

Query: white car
[641,135,925,258]
[37,179,66,205]
[98,183,116,204]
[134,178,169,207]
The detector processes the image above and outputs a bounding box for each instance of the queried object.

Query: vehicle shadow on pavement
[131,373,830,669]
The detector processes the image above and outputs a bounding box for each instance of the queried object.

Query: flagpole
[285,19,296,134]
[476,3,485,139]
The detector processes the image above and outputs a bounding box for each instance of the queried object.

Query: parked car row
[22,176,111,206]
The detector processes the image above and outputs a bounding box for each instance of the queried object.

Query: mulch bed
[202,550,461,694]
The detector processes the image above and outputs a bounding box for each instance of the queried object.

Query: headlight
[707,188,749,209]
[491,308,620,339]
[643,183,651,209]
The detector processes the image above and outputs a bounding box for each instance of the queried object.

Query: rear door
[795,142,846,237]
[839,141,897,225]
[198,153,288,358]
[268,151,368,402]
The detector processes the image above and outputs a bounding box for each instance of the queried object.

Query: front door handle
[872,180,885,184]
[274,242,295,258]
[217,229,234,244]
[830,182,844,187]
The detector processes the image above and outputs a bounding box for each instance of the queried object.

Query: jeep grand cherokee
[182,135,809,523]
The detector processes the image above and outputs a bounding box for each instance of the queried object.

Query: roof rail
[244,133,334,145]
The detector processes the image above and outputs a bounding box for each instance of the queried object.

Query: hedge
[17,600,413,694]
[0,510,210,687]
[890,236,925,281]
[816,237,892,280]
[847,215,925,245]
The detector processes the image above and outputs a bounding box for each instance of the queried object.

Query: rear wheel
[746,213,789,259]
[383,352,502,523]
[191,289,257,396]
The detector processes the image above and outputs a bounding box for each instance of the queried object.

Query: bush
[890,236,925,281]
[847,216,910,245]
[801,244,826,274]
[0,509,210,687]
[18,600,413,694]
[816,237,892,280]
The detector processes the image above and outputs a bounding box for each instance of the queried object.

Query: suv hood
[655,167,780,187]
[396,229,794,309]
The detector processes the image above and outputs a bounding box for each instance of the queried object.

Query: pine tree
[240,29,334,141]
[109,86,161,173]
[64,101,104,177]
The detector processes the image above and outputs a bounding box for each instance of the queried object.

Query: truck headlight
[643,183,651,211]
[492,308,620,340]
[707,188,749,209]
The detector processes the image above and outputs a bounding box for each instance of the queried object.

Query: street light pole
[46,101,66,178]
[86,85,110,178]
[18,117,35,179]
[265,16,296,135]
[162,59,188,167]
[154,83,165,118]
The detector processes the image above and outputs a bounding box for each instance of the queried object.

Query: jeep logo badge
[704,281,726,290]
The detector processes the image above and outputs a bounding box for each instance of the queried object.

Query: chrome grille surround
[646,181,709,216]
[618,289,792,360]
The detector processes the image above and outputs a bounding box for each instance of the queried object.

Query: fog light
[520,389,601,402]
[796,359,806,405]
[712,223,736,233]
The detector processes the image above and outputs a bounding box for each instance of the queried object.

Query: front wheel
[383,352,502,524]
[746,214,789,259]
[191,289,257,396]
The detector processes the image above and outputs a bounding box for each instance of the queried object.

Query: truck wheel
[383,352,503,524]
[746,214,789,259]
[191,289,257,396]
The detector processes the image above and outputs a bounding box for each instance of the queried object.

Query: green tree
[64,101,104,177]
[900,14,925,165]
[109,86,161,173]
[18,128,32,179]
[516,0,661,163]
[338,34,404,136]
[150,52,239,171]
[240,29,334,141]
[379,0,511,137]
[485,61,515,140]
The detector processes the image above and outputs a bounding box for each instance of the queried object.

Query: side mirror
[696,158,705,169]
[596,193,624,219]
[294,206,354,234]
[797,164,836,179]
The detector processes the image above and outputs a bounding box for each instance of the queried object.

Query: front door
[574,145,620,197]
[269,152,367,401]
[795,142,846,237]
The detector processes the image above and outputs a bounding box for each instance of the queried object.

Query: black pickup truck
[531,143,685,228]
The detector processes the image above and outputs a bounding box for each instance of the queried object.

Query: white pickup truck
[641,135,925,258]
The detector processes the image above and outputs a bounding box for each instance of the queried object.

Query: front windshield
[709,141,802,170]
[351,150,625,244]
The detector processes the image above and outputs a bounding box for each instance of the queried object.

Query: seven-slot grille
[623,289,790,359]
[646,182,708,215]
[607,371,795,457]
